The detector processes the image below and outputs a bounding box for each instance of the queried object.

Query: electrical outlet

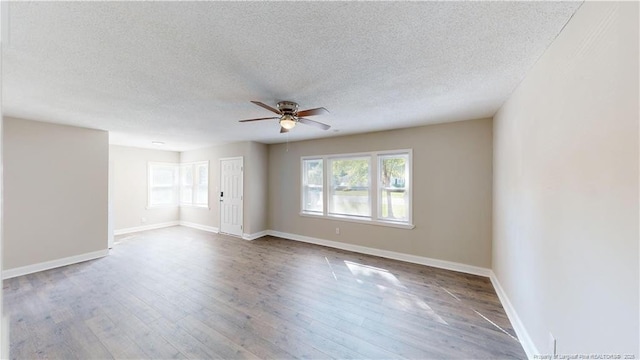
[548,333,557,356]
[335,227,340,235]
[141,217,147,224]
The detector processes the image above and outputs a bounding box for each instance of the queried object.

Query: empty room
[0,1,637,359]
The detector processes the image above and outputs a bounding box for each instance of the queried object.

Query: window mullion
[323,156,328,216]
[370,155,377,221]
[192,164,197,205]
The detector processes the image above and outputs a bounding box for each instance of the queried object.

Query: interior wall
[245,141,268,235]
[3,117,109,270]
[110,145,180,231]
[493,1,639,356]
[179,141,249,231]
[268,119,493,268]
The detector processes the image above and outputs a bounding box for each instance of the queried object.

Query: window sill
[299,212,415,229]
[180,204,211,210]
[146,204,179,210]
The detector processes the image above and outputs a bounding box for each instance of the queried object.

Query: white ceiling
[3,1,582,152]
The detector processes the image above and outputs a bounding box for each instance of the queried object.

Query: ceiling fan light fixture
[280,114,297,130]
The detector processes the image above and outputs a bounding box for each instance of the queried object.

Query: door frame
[219,156,244,237]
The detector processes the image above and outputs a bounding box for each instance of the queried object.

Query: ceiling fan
[239,101,330,133]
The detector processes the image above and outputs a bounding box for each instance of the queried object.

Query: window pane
[152,187,175,205]
[379,154,409,221]
[149,163,178,207]
[330,157,370,217]
[180,165,194,205]
[153,167,177,186]
[194,163,208,205]
[302,159,323,213]
[196,184,208,204]
[181,186,193,204]
[197,164,208,185]
[182,165,193,186]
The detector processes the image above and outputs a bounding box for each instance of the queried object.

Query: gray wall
[493,1,638,355]
[110,145,180,231]
[268,118,493,268]
[3,117,108,270]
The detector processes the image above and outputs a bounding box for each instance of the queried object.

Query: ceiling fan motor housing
[277,101,299,115]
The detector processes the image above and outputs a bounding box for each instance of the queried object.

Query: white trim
[299,212,415,229]
[114,221,180,235]
[301,149,414,227]
[490,271,537,360]
[179,221,219,234]
[267,230,490,277]
[3,249,109,280]
[242,231,268,241]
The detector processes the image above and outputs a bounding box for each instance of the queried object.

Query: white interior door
[219,157,243,237]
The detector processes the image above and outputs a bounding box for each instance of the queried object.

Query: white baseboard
[114,221,180,235]
[243,231,268,241]
[266,230,491,277]
[490,271,537,359]
[3,249,109,280]
[179,221,219,234]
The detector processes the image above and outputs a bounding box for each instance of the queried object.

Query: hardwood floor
[4,226,526,359]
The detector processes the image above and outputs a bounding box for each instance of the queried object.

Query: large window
[148,162,179,207]
[181,161,209,207]
[301,150,413,228]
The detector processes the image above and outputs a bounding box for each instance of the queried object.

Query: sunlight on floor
[344,260,448,325]
[344,261,406,289]
[324,257,338,281]
[442,286,520,342]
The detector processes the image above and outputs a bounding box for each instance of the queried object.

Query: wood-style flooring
[4,226,526,359]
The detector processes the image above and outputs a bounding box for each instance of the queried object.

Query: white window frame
[301,158,324,215]
[377,152,411,224]
[180,161,209,208]
[147,162,180,208]
[327,155,372,219]
[300,149,414,229]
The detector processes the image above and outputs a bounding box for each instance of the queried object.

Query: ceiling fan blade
[239,117,279,122]
[298,117,331,130]
[280,127,289,134]
[297,107,329,117]
[251,101,281,115]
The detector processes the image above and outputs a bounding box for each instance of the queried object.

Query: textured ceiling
[3,1,582,151]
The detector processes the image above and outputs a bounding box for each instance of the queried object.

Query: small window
[195,162,209,206]
[180,161,209,207]
[180,164,194,204]
[148,162,179,207]
[378,153,409,222]
[302,158,323,213]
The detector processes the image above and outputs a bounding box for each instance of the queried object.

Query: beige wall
[245,141,268,235]
[493,1,638,356]
[268,119,493,268]
[180,141,268,236]
[3,118,108,270]
[110,145,180,231]
[179,141,247,230]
